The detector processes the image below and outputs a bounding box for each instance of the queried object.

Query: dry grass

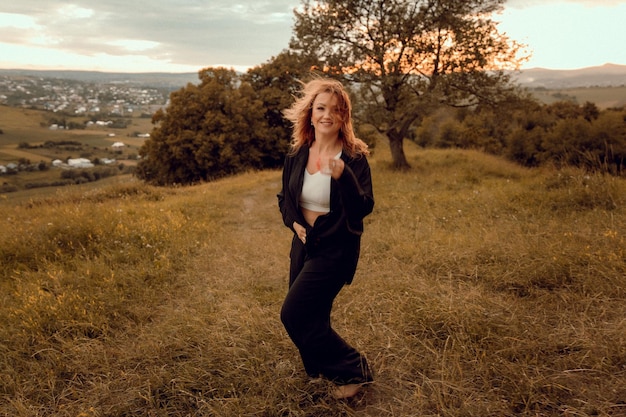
[1,141,625,416]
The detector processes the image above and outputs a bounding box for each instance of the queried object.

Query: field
[529,86,626,109]
[1,138,625,416]
[0,105,152,165]
[0,105,153,195]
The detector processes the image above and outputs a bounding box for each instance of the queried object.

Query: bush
[60,167,118,183]
[0,183,18,193]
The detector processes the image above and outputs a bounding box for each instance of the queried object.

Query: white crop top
[299,151,342,213]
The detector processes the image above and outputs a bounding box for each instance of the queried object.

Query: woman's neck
[312,136,341,155]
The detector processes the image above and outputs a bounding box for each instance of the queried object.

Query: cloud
[1,0,623,72]
[505,0,626,9]
[0,0,298,71]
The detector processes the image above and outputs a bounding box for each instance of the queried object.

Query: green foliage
[108,118,131,129]
[19,167,120,190]
[66,121,86,130]
[436,118,464,148]
[137,68,288,185]
[355,123,380,150]
[43,140,82,147]
[506,125,545,167]
[136,68,263,184]
[59,167,118,182]
[419,100,626,175]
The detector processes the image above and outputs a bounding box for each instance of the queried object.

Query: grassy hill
[1,142,625,416]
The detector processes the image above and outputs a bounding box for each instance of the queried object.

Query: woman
[277,78,374,399]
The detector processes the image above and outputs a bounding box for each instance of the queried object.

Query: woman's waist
[301,206,328,227]
[306,217,355,242]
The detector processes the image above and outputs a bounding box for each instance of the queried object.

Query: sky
[0,0,624,74]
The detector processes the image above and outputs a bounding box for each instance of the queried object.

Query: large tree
[136,68,275,185]
[290,0,526,168]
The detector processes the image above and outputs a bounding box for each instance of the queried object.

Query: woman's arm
[335,156,374,232]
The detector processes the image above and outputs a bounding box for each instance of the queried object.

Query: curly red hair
[283,78,369,157]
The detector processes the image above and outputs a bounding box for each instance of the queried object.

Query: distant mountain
[2,64,626,90]
[0,69,199,89]
[513,63,626,89]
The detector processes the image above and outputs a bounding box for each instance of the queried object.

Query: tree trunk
[387,131,410,170]
[385,104,418,170]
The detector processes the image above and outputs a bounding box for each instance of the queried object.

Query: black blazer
[277,145,374,284]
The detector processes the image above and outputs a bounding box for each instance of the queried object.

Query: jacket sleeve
[335,155,374,234]
[277,155,297,233]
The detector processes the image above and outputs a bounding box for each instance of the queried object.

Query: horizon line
[1,62,624,75]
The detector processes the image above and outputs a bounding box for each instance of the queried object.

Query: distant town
[0,71,196,186]
[0,73,173,117]
[2,64,625,117]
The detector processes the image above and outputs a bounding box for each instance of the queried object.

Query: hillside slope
[1,146,625,416]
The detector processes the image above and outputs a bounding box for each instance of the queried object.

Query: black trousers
[280,236,373,385]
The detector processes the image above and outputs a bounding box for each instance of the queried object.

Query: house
[111,142,125,148]
[0,165,6,174]
[52,159,63,167]
[67,158,94,168]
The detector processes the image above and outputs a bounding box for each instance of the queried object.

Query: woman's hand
[319,156,344,179]
[330,157,345,180]
[293,221,307,244]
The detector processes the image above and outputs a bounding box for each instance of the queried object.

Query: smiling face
[311,92,343,139]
